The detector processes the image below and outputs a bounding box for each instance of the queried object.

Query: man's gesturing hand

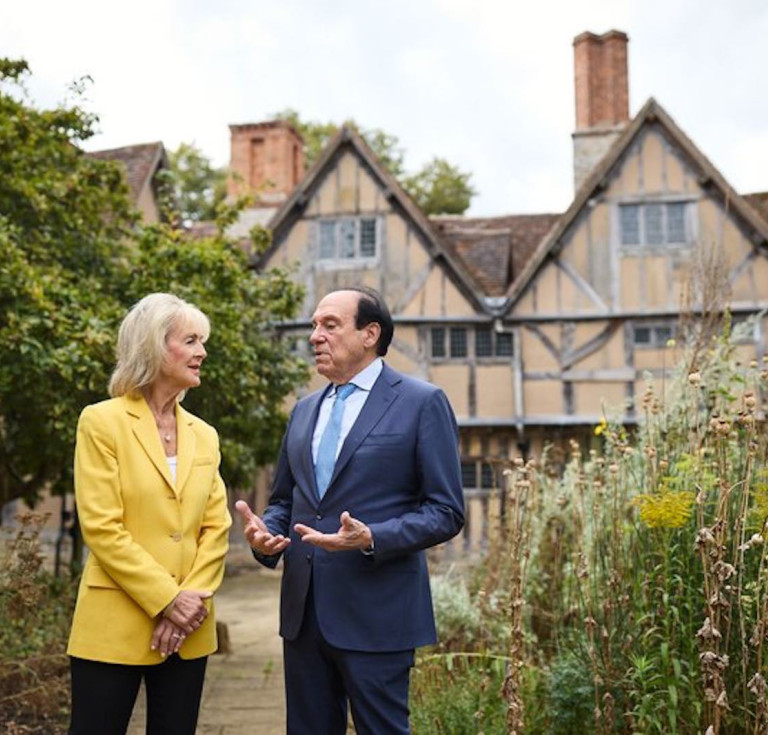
[234,500,290,556]
[294,511,372,552]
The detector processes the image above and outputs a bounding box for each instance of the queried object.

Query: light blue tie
[315,384,356,498]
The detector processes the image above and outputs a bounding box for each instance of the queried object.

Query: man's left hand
[294,511,372,551]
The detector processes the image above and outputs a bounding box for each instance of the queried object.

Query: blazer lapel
[124,394,177,495]
[327,367,400,493]
[175,405,196,495]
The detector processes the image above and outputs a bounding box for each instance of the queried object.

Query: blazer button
[306,554,312,563]
[315,514,322,521]
[171,532,182,542]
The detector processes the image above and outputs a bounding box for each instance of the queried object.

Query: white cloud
[1,0,766,215]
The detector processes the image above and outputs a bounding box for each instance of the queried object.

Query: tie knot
[336,383,356,401]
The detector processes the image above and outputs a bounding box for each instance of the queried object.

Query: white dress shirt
[311,358,383,465]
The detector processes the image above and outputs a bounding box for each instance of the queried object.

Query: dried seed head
[716,690,729,711]
[695,527,716,549]
[688,370,702,387]
[745,392,757,409]
[717,418,731,435]
[748,673,766,696]
[697,617,722,643]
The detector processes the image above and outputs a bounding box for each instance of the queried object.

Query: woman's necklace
[153,412,176,444]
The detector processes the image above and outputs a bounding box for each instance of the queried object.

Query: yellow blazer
[67,394,232,665]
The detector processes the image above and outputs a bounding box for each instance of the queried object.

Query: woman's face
[159,320,207,391]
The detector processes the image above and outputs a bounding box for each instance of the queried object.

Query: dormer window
[318,217,381,261]
[619,201,694,248]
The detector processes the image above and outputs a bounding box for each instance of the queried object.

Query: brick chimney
[228,120,305,205]
[572,30,630,192]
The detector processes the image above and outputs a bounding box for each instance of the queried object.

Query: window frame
[618,200,695,251]
[632,321,676,349]
[429,325,515,362]
[316,216,381,262]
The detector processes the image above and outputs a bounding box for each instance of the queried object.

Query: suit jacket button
[315,514,322,520]
[171,532,182,542]
[306,554,312,563]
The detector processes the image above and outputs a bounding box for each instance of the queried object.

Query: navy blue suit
[258,363,464,732]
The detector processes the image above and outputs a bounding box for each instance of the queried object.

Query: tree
[0,58,135,509]
[124,222,307,488]
[167,142,227,225]
[0,58,307,511]
[401,157,475,216]
[274,109,473,214]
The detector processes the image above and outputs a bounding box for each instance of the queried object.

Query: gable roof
[87,141,168,204]
[431,213,560,297]
[503,98,768,313]
[262,125,489,312]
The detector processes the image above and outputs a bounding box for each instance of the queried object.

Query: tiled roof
[744,192,768,227]
[431,214,560,296]
[87,142,166,203]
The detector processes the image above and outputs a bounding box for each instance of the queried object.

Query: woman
[68,293,232,735]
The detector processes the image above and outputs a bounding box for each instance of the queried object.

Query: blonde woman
[67,293,231,735]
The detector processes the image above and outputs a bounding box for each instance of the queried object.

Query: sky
[1,0,767,217]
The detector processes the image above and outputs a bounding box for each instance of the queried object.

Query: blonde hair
[108,293,210,398]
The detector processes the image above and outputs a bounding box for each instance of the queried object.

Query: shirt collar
[330,358,383,395]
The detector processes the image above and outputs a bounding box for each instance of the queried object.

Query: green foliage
[125,220,308,487]
[167,141,227,224]
[0,58,308,508]
[274,109,474,214]
[414,324,768,733]
[411,653,507,734]
[401,157,475,216]
[545,654,596,734]
[0,57,135,507]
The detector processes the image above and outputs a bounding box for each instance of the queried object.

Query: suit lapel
[175,404,196,495]
[124,394,177,495]
[327,366,400,493]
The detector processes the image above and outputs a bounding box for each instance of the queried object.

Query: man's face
[310,290,379,384]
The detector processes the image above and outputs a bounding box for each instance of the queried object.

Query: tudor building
[227,31,767,524]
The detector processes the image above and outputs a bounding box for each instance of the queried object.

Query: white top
[311,358,383,463]
[166,455,178,484]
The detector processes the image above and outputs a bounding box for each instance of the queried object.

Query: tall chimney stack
[228,120,305,205]
[572,30,630,192]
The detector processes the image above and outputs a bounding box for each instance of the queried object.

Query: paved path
[128,559,287,734]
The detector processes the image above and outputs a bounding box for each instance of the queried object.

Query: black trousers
[69,654,207,735]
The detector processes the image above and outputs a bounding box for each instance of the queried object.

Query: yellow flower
[594,418,608,437]
[633,489,695,529]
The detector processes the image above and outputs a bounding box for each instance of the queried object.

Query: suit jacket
[67,394,231,665]
[259,363,465,652]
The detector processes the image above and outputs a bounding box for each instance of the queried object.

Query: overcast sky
[2,0,766,216]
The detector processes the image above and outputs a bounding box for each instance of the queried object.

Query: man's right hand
[235,500,291,556]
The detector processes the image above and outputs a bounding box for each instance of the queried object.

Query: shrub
[0,513,77,733]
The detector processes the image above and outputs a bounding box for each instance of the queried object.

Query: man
[235,286,464,734]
